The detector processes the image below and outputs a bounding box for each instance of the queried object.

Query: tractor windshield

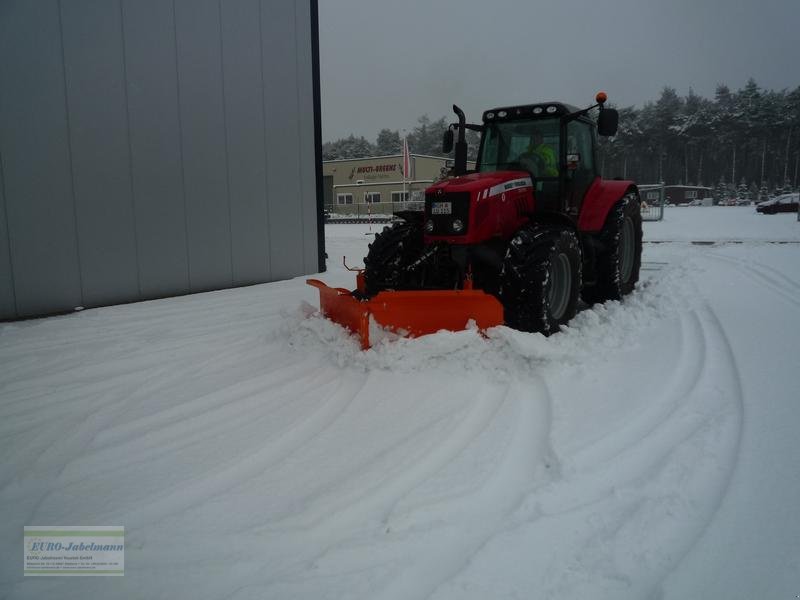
[478,118,560,178]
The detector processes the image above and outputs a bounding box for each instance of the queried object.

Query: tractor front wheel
[500,227,582,335]
[363,220,424,296]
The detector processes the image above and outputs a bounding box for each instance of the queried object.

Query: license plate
[431,201,452,215]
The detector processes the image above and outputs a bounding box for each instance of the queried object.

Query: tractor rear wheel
[500,226,582,335]
[582,193,642,304]
[363,220,424,296]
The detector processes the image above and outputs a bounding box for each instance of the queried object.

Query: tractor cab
[443,92,619,219]
[469,96,618,219]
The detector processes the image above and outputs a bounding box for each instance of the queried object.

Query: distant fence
[325,201,423,223]
[326,188,666,224]
[638,184,665,221]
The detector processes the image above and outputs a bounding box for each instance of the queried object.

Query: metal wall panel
[221,0,271,286]
[175,0,233,292]
[61,0,140,306]
[262,0,305,280]
[295,0,319,275]
[0,1,83,317]
[0,0,321,320]
[121,0,190,298]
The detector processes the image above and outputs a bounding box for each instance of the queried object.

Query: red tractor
[308,93,642,348]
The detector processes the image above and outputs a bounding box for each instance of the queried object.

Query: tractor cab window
[566,119,595,175]
[478,118,560,178]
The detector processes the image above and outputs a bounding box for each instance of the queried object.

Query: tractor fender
[578,178,638,232]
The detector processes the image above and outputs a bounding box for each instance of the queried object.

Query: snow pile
[285,258,693,379]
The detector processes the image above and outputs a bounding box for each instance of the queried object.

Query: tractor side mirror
[597,108,619,137]
[442,129,454,153]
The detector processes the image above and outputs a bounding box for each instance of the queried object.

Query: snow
[645,204,800,242]
[1,206,799,599]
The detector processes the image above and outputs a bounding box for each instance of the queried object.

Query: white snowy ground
[1,206,799,599]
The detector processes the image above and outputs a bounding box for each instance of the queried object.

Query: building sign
[348,163,404,181]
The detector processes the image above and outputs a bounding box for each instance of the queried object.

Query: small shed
[664,186,714,205]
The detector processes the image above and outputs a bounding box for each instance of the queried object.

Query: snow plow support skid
[306,279,504,349]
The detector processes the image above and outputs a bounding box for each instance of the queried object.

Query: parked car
[756,193,799,214]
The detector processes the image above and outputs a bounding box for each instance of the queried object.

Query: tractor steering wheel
[518,152,545,177]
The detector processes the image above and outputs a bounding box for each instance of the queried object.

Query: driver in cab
[520,129,558,177]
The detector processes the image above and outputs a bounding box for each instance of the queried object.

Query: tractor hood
[423,170,535,244]
[426,170,532,196]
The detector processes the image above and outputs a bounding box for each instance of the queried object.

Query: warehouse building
[323,154,475,216]
[0,0,323,320]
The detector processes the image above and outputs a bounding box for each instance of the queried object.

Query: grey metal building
[0,0,324,320]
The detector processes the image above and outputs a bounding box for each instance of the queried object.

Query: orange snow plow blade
[306,279,504,349]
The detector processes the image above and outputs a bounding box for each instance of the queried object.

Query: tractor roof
[483,102,583,123]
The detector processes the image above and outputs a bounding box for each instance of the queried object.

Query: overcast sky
[319,0,800,142]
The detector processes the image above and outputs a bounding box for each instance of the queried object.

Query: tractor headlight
[451,219,464,233]
[425,219,435,233]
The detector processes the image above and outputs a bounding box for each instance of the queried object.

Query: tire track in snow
[378,375,555,600]
[107,366,369,530]
[264,382,509,533]
[18,358,368,532]
[4,397,134,531]
[704,251,800,309]
[228,376,553,600]
[0,369,160,436]
[598,303,743,594]
[55,366,337,485]
[0,309,278,361]
[389,376,555,533]
[0,341,288,423]
[0,323,279,408]
[0,306,285,390]
[425,300,744,599]
[3,361,332,531]
[654,300,746,594]
[560,303,742,594]
[306,377,551,600]
[566,309,707,475]
[122,377,511,595]
[0,339,294,483]
[708,250,800,291]
[120,383,482,590]
[88,357,318,447]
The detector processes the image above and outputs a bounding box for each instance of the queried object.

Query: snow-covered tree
[322,135,376,160]
[407,115,449,157]
[737,178,750,201]
[715,176,727,201]
[323,82,800,188]
[375,129,401,155]
[758,182,769,202]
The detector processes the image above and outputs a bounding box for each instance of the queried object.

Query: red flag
[403,138,411,179]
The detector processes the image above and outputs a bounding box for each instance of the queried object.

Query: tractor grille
[424,191,470,235]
